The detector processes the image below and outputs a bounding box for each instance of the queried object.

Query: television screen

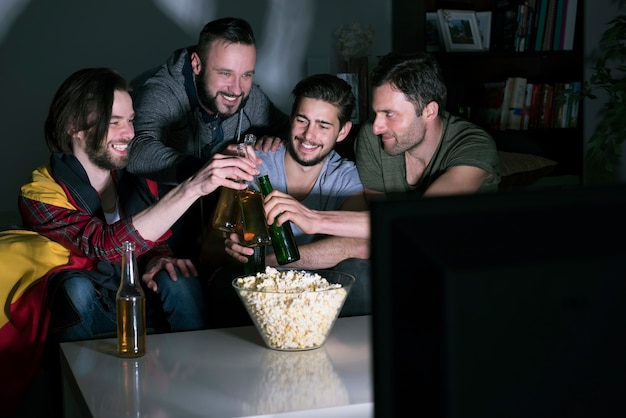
[370,185,626,418]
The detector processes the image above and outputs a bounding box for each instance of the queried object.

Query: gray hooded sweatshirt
[127,47,290,185]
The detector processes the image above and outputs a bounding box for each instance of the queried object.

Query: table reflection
[118,359,142,418]
[242,348,349,414]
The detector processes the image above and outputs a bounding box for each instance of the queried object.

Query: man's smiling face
[193,39,256,118]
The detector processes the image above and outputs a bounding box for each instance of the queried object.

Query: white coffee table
[60,315,373,418]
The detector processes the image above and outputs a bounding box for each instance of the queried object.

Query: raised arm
[127,79,204,184]
[132,152,259,242]
[262,190,370,239]
[266,236,369,269]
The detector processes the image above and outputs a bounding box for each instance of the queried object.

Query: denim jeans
[329,258,372,317]
[48,267,207,343]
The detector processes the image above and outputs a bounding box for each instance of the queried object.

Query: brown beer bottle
[235,137,271,247]
[211,134,258,233]
[116,241,146,358]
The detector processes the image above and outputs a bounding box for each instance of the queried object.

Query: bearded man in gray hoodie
[128,17,289,262]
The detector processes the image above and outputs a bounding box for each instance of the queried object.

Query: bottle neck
[258,175,273,196]
[236,143,259,190]
[121,241,140,289]
[236,143,248,158]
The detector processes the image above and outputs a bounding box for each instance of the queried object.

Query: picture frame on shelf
[476,11,492,51]
[425,12,444,52]
[437,9,483,52]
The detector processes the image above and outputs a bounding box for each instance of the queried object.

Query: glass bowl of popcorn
[232,267,354,351]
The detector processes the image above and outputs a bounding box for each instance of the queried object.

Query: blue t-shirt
[255,147,364,247]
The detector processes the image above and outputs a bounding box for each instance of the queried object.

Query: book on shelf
[562,0,579,50]
[551,83,567,128]
[523,0,538,52]
[515,1,530,52]
[499,77,515,130]
[474,78,580,131]
[551,82,584,128]
[568,81,581,127]
[505,76,528,130]
[539,83,555,128]
[556,0,569,49]
[518,82,581,129]
[554,81,585,128]
[559,83,574,128]
[552,0,566,50]
[542,0,559,51]
[521,82,534,130]
[533,0,550,51]
[528,83,544,129]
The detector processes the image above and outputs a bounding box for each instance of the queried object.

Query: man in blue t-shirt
[205,74,371,327]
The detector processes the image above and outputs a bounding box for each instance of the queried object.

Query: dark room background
[0,0,618,223]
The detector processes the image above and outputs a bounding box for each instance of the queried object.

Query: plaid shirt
[18,153,171,270]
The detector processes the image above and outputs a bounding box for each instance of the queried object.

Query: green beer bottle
[243,245,266,274]
[257,175,300,265]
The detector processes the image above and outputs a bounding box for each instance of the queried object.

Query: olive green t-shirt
[354,112,500,195]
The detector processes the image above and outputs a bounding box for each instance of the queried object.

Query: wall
[0,0,391,219]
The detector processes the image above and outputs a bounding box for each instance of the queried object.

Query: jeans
[329,258,372,317]
[49,268,207,343]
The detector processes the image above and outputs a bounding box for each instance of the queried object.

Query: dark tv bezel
[370,185,626,418]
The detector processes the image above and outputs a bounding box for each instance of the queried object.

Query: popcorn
[234,267,349,350]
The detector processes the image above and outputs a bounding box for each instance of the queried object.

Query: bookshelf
[391,0,584,180]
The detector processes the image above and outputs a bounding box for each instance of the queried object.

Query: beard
[87,139,127,170]
[286,137,332,167]
[195,70,245,118]
[383,120,425,156]
[382,140,409,156]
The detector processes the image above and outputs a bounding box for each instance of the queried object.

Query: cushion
[498,151,558,190]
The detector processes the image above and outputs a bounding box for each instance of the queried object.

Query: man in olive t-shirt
[354,52,500,198]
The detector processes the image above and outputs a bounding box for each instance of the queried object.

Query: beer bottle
[211,134,261,234]
[257,175,300,264]
[236,138,271,247]
[243,245,266,274]
[211,141,251,233]
[116,241,146,358]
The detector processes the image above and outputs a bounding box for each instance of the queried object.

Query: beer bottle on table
[257,175,300,265]
[116,241,146,358]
